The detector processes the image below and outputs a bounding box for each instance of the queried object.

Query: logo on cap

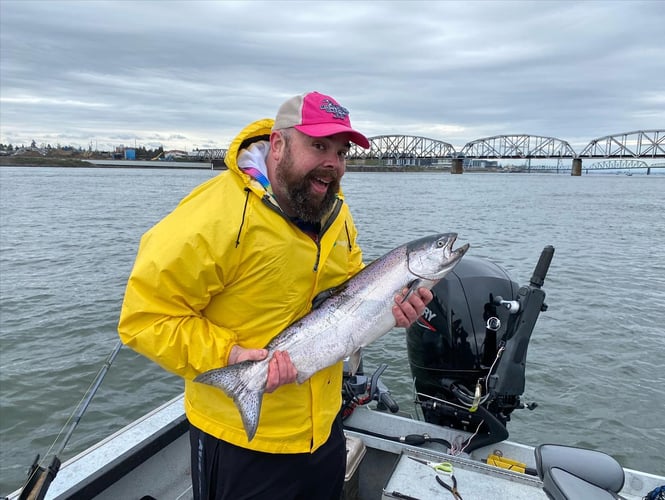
[320,99,349,120]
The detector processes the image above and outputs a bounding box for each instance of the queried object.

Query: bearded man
[118,91,432,500]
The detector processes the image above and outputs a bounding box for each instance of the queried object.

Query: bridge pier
[571,158,582,176]
[451,158,463,174]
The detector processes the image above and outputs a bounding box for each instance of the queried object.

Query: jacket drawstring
[344,220,352,251]
[236,188,250,247]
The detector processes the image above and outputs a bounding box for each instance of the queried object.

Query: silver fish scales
[195,233,469,440]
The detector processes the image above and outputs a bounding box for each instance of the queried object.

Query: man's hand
[392,286,433,328]
[228,346,297,393]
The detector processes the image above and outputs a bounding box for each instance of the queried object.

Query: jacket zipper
[313,198,343,272]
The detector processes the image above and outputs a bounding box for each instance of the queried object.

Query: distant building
[431,159,453,168]
[464,158,498,168]
[164,150,188,161]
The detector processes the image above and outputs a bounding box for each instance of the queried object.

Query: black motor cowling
[408,256,518,391]
[407,247,553,446]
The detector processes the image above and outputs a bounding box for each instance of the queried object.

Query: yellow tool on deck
[485,453,538,476]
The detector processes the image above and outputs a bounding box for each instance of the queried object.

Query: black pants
[189,417,346,500]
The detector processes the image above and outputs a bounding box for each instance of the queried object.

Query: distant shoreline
[0,156,464,173]
[1,157,99,168]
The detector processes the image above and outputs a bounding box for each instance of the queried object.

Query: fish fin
[400,279,422,303]
[311,286,336,309]
[348,349,362,375]
[194,363,264,441]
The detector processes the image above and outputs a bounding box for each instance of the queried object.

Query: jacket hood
[225,118,274,195]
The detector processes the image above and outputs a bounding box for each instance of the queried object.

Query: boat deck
[10,395,664,500]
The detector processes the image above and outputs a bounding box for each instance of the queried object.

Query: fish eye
[437,239,445,247]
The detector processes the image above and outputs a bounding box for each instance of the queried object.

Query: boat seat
[535,444,625,500]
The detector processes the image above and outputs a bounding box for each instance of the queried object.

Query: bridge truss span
[348,135,456,160]
[192,148,227,161]
[192,129,664,168]
[589,159,649,170]
[579,130,665,158]
[459,134,577,159]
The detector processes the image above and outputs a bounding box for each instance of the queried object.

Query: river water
[1,166,664,493]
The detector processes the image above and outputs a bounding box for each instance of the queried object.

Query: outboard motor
[407,246,554,451]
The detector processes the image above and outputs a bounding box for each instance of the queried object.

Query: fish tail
[194,362,264,441]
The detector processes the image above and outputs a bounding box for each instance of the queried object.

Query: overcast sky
[1,0,663,153]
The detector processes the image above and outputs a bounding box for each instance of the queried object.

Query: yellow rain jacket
[118,118,364,453]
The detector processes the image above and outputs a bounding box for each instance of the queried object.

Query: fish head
[406,233,469,281]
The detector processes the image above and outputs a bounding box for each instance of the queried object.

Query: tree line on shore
[0,141,166,160]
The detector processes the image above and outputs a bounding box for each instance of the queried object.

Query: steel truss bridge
[459,135,577,159]
[578,130,664,158]
[514,159,654,173]
[194,129,664,171]
[191,148,227,161]
[344,130,663,162]
[347,135,456,161]
[588,159,649,170]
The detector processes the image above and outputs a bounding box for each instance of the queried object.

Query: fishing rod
[18,340,123,500]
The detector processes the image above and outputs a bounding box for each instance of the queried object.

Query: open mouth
[310,176,332,195]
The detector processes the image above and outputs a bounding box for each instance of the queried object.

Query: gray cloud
[1,0,663,152]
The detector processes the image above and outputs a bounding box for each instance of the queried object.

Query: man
[118,91,432,499]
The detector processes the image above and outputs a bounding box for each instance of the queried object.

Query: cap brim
[295,123,370,149]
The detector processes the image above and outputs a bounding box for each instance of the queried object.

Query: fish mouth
[408,233,470,280]
[439,233,470,265]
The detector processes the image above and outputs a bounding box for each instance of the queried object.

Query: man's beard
[274,150,340,223]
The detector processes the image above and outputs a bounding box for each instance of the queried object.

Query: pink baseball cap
[273,91,370,149]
